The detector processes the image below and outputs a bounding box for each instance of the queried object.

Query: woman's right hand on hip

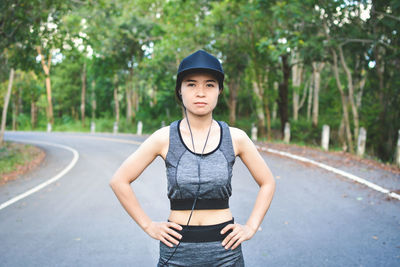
[144,221,183,247]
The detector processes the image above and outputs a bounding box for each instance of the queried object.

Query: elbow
[109,176,119,190]
[269,173,276,188]
[261,175,276,192]
[109,174,130,190]
[268,171,276,190]
[271,178,276,192]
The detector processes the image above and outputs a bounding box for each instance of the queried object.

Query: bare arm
[236,128,275,232]
[109,127,182,247]
[221,127,276,250]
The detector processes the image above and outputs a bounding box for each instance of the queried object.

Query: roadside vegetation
[1,0,399,166]
[0,142,44,185]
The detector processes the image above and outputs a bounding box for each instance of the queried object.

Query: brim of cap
[177,68,224,84]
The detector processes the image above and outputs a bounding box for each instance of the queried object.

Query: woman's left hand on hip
[220,223,256,250]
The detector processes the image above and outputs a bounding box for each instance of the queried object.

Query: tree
[367,0,400,161]
[206,0,249,125]
[0,67,14,144]
[0,0,69,144]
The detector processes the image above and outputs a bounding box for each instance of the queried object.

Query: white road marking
[256,145,400,201]
[0,135,142,211]
[0,140,79,211]
[3,133,397,212]
[81,135,400,201]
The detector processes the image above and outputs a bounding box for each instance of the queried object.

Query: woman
[110,50,275,266]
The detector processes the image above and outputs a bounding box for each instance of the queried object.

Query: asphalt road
[1,131,399,267]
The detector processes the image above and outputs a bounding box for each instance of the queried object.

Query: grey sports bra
[165,120,236,210]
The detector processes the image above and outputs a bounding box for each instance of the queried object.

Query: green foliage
[289,119,323,146]
[51,49,83,117]
[1,0,399,164]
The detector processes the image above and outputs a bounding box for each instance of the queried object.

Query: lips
[194,102,207,105]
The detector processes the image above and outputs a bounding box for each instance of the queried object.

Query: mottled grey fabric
[161,121,244,265]
[165,120,236,203]
[157,240,245,267]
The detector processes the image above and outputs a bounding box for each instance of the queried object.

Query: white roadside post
[284,122,290,144]
[90,121,96,134]
[396,129,400,168]
[321,124,330,151]
[47,123,52,132]
[251,123,258,142]
[137,121,143,136]
[113,122,118,134]
[357,127,367,157]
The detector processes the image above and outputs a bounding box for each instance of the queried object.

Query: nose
[196,85,206,97]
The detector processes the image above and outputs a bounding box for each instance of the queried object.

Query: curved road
[1,131,399,267]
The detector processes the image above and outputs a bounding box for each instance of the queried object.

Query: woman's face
[180,72,220,116]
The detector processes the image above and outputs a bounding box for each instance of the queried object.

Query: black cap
[175,50,224,101]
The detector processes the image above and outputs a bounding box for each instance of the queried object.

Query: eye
[187,83,195,87]
[206,83,215,87]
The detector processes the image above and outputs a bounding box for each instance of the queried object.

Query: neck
[183,109,213,131]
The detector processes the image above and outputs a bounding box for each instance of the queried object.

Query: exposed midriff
[168,208,233,226]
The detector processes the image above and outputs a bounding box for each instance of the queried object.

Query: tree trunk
[292,51,303,121]
[375,46,385,108]
[18,86,23,115]
[338,115,347,151]
[264,95,272,141]
[11,87,22,131]
[292,91,299,121]
[338,45,359,141]
[374,44,390,159]
[71,106,77,120]
[298,75,309,110]
[355,67,367,109]
[312,62,325,127]
[228,79,238,125]
[80,61,86,127]
[91,80,96,120]
[12,88,17,130]
[278,54,290,135]
[0,68,15,146]
[263,77,271,141]
[307,73,313,120]
[16,86,22,130]
[31,100,37,129]
[252,81,266,137]
[132,87,138,121]
[272,81,278,120]
[332,49,354,153]
[113,74,120,124]
[126,68,134,123]
[126,86,132,122]
[12,86,22,131]
[36,46,54,125]
[370,0,394,161]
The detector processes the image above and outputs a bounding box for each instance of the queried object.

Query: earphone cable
[160,108,212,266]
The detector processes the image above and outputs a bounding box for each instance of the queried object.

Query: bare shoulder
[149,125,169,143]
[229,126,248,141]
[141,126,170,159]
[229,126,251,156]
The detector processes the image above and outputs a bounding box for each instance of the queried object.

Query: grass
[16,117,141,134]
[0,141,43,181]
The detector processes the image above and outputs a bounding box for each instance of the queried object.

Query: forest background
[0,0,399,165]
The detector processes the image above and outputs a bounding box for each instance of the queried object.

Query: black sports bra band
[170,198,229,210]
